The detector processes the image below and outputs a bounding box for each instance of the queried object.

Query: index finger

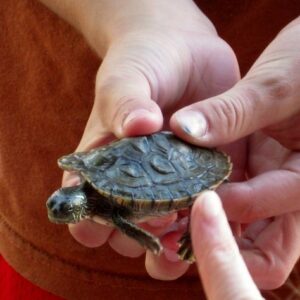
[191,191,263,300]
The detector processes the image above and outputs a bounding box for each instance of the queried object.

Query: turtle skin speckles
[47,131,232,262]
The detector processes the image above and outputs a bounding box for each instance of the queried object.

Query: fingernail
[175,110,207,137]
[199,192,222,220]
[122,109,156,128]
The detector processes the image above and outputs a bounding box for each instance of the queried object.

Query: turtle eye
[59,202,69,212]
[47,198,69,218]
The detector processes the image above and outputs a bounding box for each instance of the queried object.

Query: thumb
[191,191,262,300]
[63,47,163,183]
[92,46,163,139]
[170,23,300,146]
[170,77,295,146]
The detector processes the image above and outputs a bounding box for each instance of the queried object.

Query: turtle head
[46,185,88,224]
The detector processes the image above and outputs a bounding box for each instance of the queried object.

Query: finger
[219,169,300,222]
[240,211,300,290]
[94,45,163,138]
[61,113,113,186]
[191,191,262,300]
[146,213,177,229]
[68,219,113,248]
[145,245,189,280]
[63,46,165,247]
[237,219,272,249]
[145,226,192,280]
[108,230,145,258]
[170,19,300,147]
[218,138,247,182]
[62,130,113,247]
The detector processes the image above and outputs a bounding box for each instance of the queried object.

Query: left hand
[147,17,300,289]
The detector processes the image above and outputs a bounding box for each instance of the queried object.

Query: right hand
[62,0,240,267]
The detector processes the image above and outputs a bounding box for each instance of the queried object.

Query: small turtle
[47,132,231,262]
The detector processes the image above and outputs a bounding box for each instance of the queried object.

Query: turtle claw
[147,237,163,256]
[177,232,195,263]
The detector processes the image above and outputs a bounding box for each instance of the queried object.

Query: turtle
[46,131,232,262]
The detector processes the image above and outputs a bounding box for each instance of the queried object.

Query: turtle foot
[177,232,195,263]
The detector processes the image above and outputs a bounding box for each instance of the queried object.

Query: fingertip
[121,107,163,137]
[145,251,189,281]
[146,213,177,228]
[109,99,163,138]
[191,191,222,224]
[108,230,145,258]
[191,191,223,259]
[68,219,113,248]
[190,192,262,299]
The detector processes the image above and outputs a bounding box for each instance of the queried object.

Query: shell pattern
[59,132,231,214]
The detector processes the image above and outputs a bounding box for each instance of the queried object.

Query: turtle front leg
[112,211,163,255]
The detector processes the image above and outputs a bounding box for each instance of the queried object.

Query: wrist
[39,0,110,56]
[39,0,217,59]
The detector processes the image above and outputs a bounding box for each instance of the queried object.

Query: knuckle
[94,73,148,130]
[260,75,293,100]
[228,76,293,132]
[212,93,248,138]
[244,71,293,103]
[233,185,269,223]
[244,201,276,223]
[95,74,124,99]
[256,247,293,289]
[238,202,268,223]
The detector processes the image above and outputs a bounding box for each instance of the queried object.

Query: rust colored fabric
[0,0,299,299]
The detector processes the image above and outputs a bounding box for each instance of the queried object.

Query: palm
[222,132,300,222]
[249,132,294,176]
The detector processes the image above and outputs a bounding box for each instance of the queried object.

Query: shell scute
[58,132,232,210]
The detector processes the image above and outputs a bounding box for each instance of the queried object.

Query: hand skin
[170,17,300,289]
[191,191,263,300]
[147,17,300,288]
[41,0,239,271]
[39,0,300,290]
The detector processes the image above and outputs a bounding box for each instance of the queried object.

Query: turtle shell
[58,132,231,213]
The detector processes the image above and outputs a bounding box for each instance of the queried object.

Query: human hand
[50,0,239,275]
[44,0,300,289]
[191,191,263,300]
[169,17,300,289]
